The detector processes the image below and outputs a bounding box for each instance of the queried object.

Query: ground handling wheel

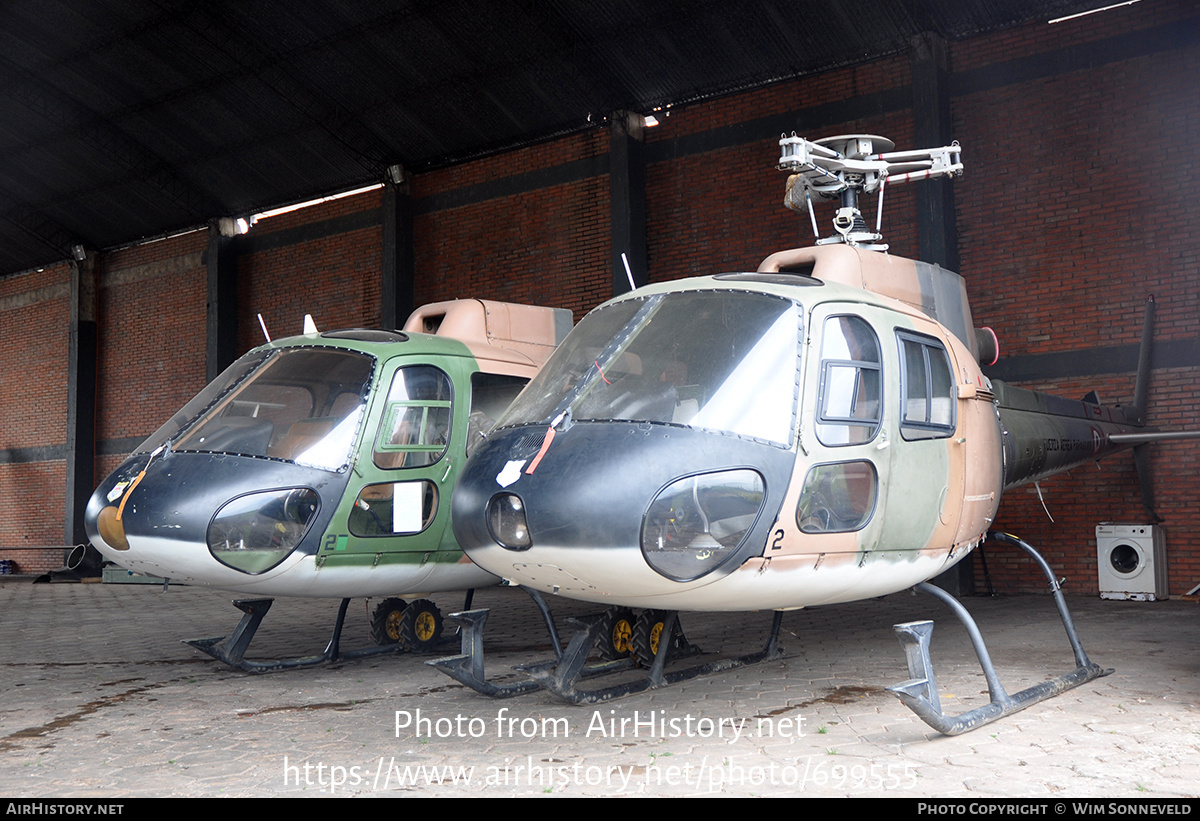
[400,599,444,652]
[631,609,685,668]
[369,597,407,645]
[597,607,635,661]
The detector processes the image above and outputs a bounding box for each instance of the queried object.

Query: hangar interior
[1,0,1197,598]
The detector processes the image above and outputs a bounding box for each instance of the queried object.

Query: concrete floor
[0,577,1197,797]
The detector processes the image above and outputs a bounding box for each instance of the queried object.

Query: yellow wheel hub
[648,622,663,656]
[612,619,633,654]
[415,611,437,642]
[386,611,403,641]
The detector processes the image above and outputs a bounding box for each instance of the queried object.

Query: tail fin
[1132,295,1154,426]
[1133,296,1156,519]
[1133,444,1159,523]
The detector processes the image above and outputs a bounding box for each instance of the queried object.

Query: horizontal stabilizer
[1108,431,1200,444]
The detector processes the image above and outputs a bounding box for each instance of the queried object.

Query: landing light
[641,469,765,582]
[487,493,532,551]
[207,488,319,574]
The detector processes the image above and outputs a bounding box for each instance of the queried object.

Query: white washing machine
[1096,524,1168,601]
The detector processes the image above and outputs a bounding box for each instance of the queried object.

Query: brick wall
[413,130,611,321]
[97,235,209,445]
[0,264,70,573]
[238,190,384,348]
[954,1,1200,596]
[1,0,1196,594]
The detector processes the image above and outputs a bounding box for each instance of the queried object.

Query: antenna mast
[776,134,962,251]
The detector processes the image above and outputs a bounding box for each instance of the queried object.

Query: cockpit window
[172,348,374,471]
[135,349,271,454]
[498,291,801,447]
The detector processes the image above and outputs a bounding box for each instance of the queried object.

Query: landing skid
[186,593,466,673]
[429,589,784,703]
[185,598,403,673]
[888,531,1111,735]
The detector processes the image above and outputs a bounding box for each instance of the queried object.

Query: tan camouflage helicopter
[437,134,1192,734]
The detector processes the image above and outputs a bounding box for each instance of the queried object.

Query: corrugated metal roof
[0,0,1104,276]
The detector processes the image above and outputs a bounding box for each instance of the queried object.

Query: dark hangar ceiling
[0,0,1104,277]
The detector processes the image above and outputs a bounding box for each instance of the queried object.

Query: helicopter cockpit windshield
[163,347,375,472]
[497,291,801,447]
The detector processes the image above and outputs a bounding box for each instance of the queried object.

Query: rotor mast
[776,134,962,251]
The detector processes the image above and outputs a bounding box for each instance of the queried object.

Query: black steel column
[912,32,959,274]
[381,168,415,330]
[914,32,970,595]
[206,221,238,382]
[65,249,98,565]
[609,111,647,296]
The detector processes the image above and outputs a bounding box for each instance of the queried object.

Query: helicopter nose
[85,471,141,555]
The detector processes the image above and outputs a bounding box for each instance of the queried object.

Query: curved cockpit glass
[135,349,271,455]
[498,291,801,447]
[160,347,374,471]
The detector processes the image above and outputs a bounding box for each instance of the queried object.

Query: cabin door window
[373,365,453,469]
[348,481,439,537]
[796,460,878,533]
[896,332,956,440]
[466,372,529,456]
[815,315,882,447]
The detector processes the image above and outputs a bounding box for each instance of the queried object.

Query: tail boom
[994,381,1141,490]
